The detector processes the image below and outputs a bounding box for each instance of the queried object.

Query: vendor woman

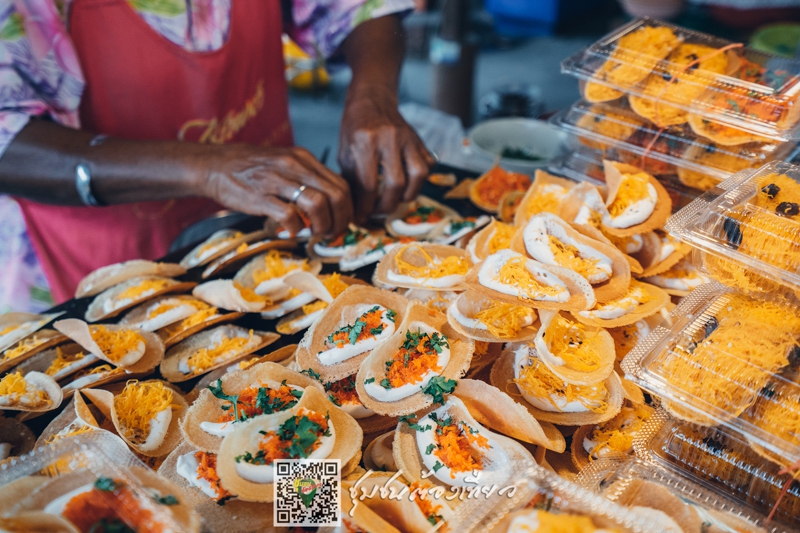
[0,0,433,311]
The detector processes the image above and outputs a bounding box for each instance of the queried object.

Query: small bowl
[467,118,567,174]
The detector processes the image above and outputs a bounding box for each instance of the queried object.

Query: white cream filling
[478,250,569,303]
[644,272,708,291]
[137,302,198,331]
[621,234,644,254]
[0,443,11,461]
[415,399,510,487]
[523,216,613,284]
[577,287,649,320]
[370,433,397,471]
[317,306,395,366]
[0,382,47,408]
[437,216,490,245]
[48,353,99,381]
[363,322,450,403]
[313,242,348,258]
[132,408,172,452]
[44,484,94,516]
[254,260,310,297]
[178,328,257,375]
[391,219,437,237]
[277,227,312,240]
[658,238,677,262]
[513,348,592,413]
[176,452,218,499]
[236,413,335,484]
[386,271,464,289]
[261,291,316,319]
[603,182,657,228]
[571,187,607,226]
[283,308,324,333]
[466,235,481,264]
[62,371,111,392]
[201,381,303,437]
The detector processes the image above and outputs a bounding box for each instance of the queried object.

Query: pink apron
[17,0,294,303]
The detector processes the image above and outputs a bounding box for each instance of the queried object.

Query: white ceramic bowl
[467,118,567,174]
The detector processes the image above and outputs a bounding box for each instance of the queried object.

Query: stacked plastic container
[549,17,800,194]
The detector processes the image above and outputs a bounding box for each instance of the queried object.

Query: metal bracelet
[75,134,110,207]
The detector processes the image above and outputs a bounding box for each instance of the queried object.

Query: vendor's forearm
[0,119,203,205]
[341,14,405,96]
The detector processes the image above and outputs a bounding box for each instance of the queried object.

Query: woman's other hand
[201,144,353,237]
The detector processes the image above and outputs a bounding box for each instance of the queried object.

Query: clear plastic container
[578,454,789,532]
[0,431,199,532]
[626,412,800,531]
[562,18,800,141]
[666,161,800,296]
[622,281,800,466]
[551,99,798,182]
[547,144,702,208]
[451,463,679,532]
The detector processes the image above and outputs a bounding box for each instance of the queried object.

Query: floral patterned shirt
[0,0,413,312]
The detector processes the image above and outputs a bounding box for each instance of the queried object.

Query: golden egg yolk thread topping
[394,244,470,279]
[46,347,86,376]
[161,307,219,336]
[0,372,48,405]
[2,335,47,361]
[44,424,94,446]
[474,303,533,339]
[495,256,564,299]
[515,357,609,413]
[325,306,394,349]
[0,325,19,336]
[117,279,171,301]
[425,412,489,477]
[187,330,255,373]
[197,232,242,255]
[233,282,273,305]
[542,315,602,372]
[89,326,145,363]
[195,451,231,502]
[662,294,800,417]
[147,299,210,321]
[607,172,652,218]
[742,381,800,449]
[252,250,310,285]
[586,403,652,459]
[547,236,604,280]
[487,223,517,255]
[525,187,567,219]
[380,329,449,390]
[235,409,331,465]
[113,380,179,444]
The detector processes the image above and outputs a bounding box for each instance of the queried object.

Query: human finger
[375,132,406,214]
[402,140,432,202]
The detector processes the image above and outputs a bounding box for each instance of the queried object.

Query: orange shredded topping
[409,481,446,531]
[394,244,469,279]
[431,417,489,476]
[326,375,362,407]
[475,166,531,207]
[233,282,272,305]
[327,307,387,348]
[384,330,446,388]
[253,410,329,464]
[195,451,231,501]
[62,479,166,533]
[217,382,299,422]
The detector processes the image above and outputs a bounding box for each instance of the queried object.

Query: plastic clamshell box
[622,281,800,466]
[666,161,800,295]
[621,411,800,531]
[551,99,798,181]
[562,18,800,141]
[547,144,701,209]
[0,432,198,532]
[450,463,676,532]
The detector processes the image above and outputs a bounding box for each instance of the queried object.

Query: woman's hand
[201,144,353,237]
[338,84,435,222]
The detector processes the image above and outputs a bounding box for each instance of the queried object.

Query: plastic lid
[622,281,800,466]
[666,160,800,295]
[631,413,800,531]
[551,99,797,183]
[562,18,800,141]
[577,453,786,532]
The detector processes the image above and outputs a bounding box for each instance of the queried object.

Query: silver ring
[290,185,307,204]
